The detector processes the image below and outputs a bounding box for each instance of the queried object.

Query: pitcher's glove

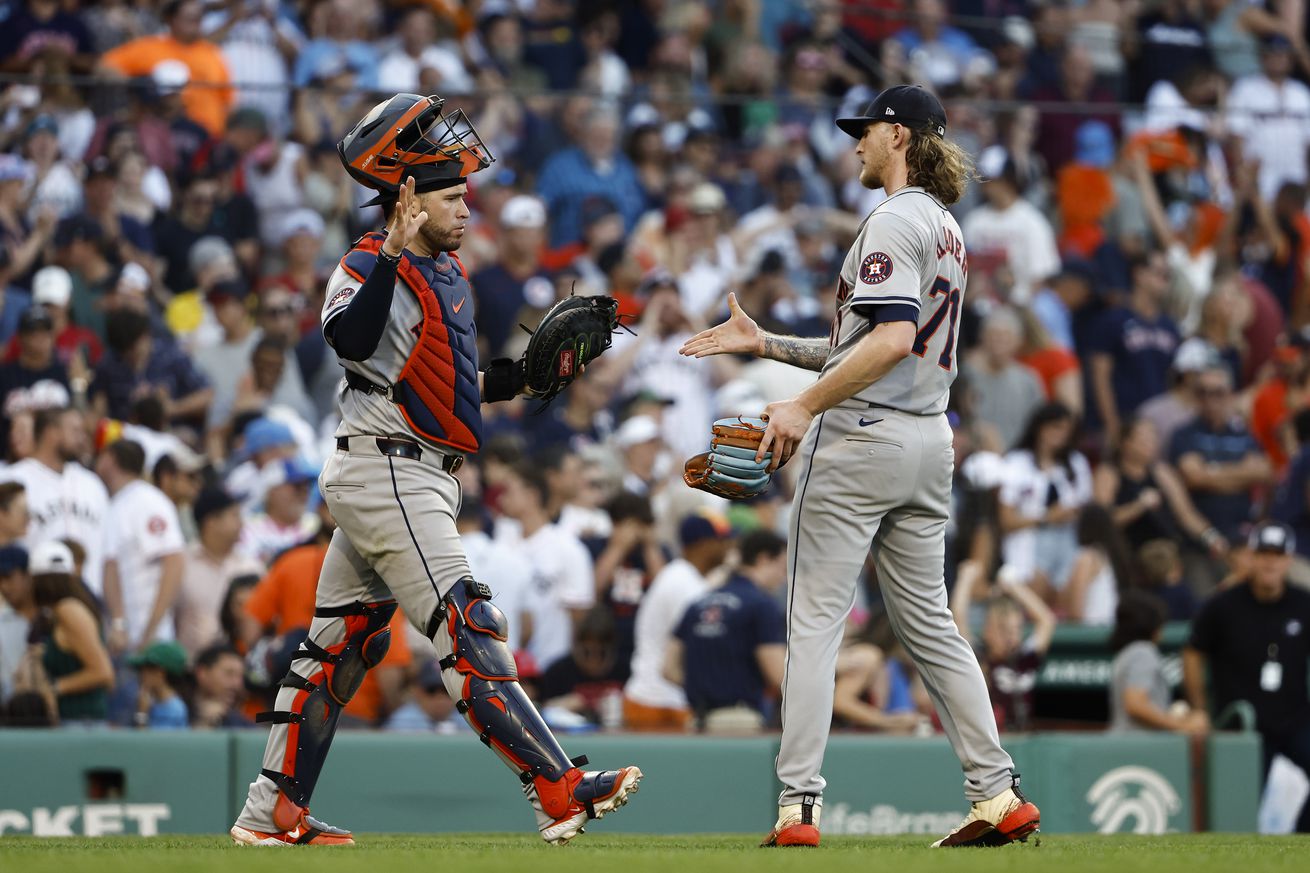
[521,294,622,403]
[683,416,773,500]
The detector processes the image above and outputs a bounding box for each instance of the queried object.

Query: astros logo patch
[860,252,893,285]
[327,287,357,309]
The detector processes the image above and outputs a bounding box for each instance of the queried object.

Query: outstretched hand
[382,176,428,257]
[678,292,763,358]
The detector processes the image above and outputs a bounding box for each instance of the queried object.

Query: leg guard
[256,600,396,820]
[432,577,575,783]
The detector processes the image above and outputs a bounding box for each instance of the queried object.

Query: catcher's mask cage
[337,94,495,205]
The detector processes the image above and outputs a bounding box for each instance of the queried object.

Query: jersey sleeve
[848,212,926,312]
[321,268,362,327]
[139,493,185,562]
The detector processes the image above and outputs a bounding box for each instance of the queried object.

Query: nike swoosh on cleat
[858,418,883,427]
[453,297,466,314]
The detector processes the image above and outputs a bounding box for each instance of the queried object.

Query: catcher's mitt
[522,295,622,403]
[684,416,773,500]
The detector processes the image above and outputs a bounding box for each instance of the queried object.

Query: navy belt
[335,436,463,473]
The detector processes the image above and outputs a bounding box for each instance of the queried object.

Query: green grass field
[0,834,1304,873]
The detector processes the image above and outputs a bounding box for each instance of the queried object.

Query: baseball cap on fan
[29,541,74,576]
[500,195,547,229]
[836,84,948,140]
[1249,521,1295,555]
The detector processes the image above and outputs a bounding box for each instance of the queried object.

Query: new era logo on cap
[836,84,948,140]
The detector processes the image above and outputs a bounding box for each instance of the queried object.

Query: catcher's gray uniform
[775,187,1015,805]
[236,240,475,832]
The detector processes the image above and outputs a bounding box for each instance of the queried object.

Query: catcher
[230,93,637,848]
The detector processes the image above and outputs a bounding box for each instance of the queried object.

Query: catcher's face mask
[338,94,495,204]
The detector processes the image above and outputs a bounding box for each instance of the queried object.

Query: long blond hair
[906,131,977,206]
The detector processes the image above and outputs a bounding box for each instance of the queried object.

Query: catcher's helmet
[337,94,494,206]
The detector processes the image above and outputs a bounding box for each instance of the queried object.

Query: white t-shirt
[1227,73,1310,200]
[105,479,185,645]
[960,198,1061,304]
[1080,547,1119,627]
[624,558,708,709]
[463,529,533,653]
[238,512,318,566]
[999,449,1093,586]
[0,459,109,595]
[618,331,715,460]
[498,523,595,671]
[377,44,473,95]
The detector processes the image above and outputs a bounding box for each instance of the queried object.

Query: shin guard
[256,600,396,820]
[432,578,576,783]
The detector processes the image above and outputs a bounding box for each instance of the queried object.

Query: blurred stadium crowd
[0,0,1308,772]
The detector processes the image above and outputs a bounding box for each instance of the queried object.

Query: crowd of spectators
[0,0,1309,776]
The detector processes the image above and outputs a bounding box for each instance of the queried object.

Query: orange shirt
[1252,378,1292,472]
[245,543,413,723]
[1019,347,1080,401]
[100,36,234,136]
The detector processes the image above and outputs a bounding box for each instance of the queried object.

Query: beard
[56,444,80,464]
[422,225,464,253]
[859,161,884,191]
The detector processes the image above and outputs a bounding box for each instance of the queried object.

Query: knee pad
[434,578,575,782]
[257,600,396,808]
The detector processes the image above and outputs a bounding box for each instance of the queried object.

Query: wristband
[377,247,402,266]
[482,358,525,403]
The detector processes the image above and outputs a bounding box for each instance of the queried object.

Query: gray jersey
[826,186,967,415]
[322,264,424,441]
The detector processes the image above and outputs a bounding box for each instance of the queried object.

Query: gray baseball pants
[775,405,1015,806]
[236,437,469,831]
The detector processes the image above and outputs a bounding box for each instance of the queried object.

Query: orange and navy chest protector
[339,231,482,452]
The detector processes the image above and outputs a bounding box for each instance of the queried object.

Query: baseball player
[680,85,1039,848]
[230,94,640,847]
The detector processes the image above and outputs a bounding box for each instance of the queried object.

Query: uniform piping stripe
[850,295,921,307]
[387,455,443,601]
[778,410,828,762]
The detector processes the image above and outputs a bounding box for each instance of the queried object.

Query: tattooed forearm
[760,333,829,372]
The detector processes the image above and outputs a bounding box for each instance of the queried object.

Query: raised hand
[678,292,763,358]
[382,176,428,257]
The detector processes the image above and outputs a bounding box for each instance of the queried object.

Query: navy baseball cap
[0,544,29,574]
[836,85,948,140]
[678,510,734,547]
[1249,521,1296,555]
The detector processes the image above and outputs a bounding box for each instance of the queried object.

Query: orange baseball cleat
[761,796,820,847]
[527,765,643,845]
[230,797,355,847]
[932,779,1041,847]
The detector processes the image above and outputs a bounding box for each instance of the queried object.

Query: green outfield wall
[0,730,1260,837]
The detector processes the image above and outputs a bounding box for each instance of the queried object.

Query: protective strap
[256,711,305,725]
[296,826,323,845]
[279,674,317,692]
[299,639,338,663]
[315,602,381,618]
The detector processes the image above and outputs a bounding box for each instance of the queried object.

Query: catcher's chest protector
[341,233,482,452]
